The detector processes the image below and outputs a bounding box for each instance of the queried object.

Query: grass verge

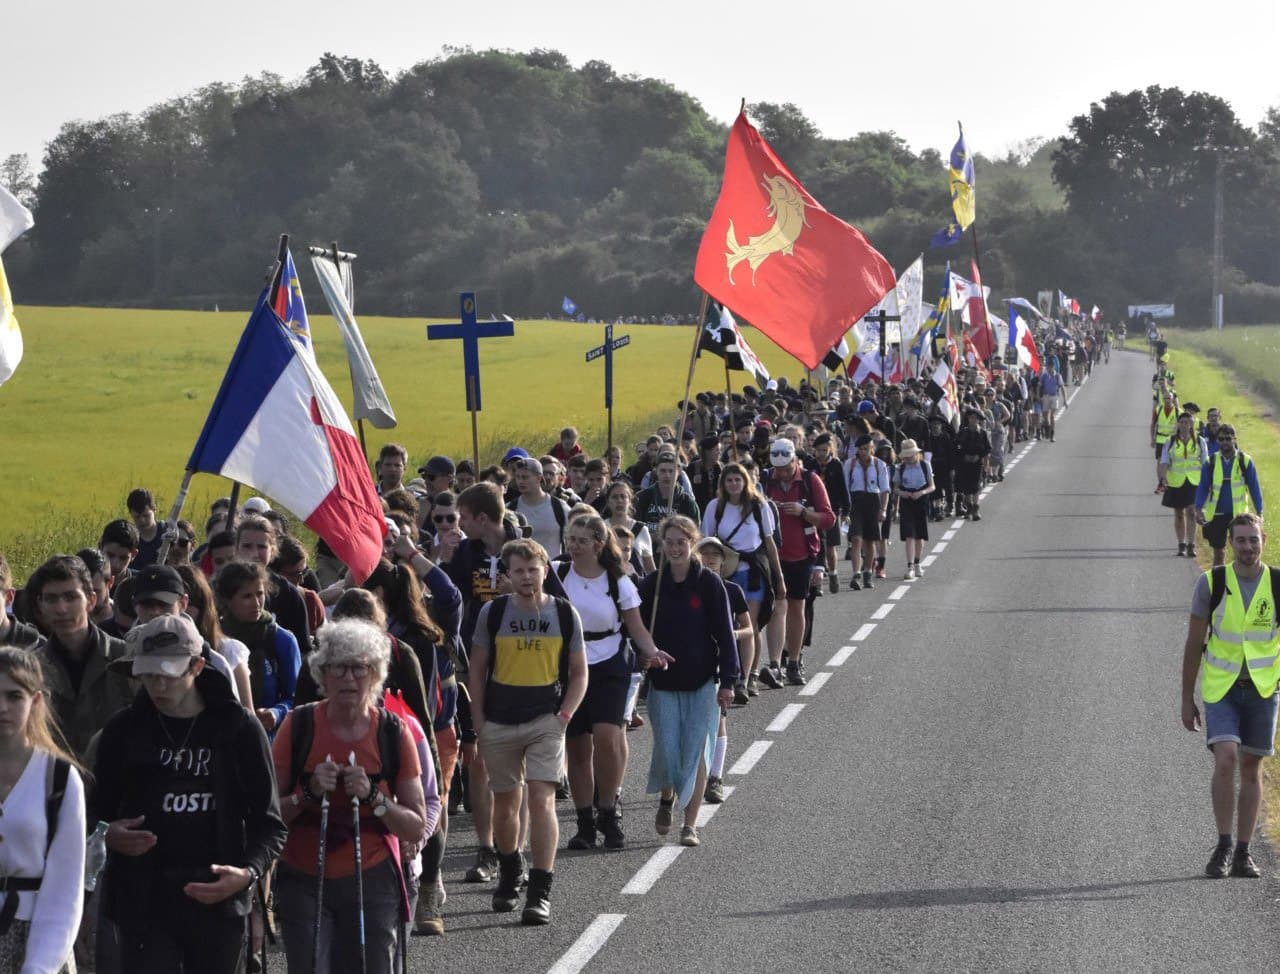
[1165,339,1280,839]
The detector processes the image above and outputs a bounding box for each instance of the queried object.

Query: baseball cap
[514,456,544,477]
[132,565,185,605]
[418,455,456,478]
[769,438,796,466]
[502,447,531,464]
[766,380,778,391]
[242,497,271,514]
[124,614,203,678]
[856,400,875,414]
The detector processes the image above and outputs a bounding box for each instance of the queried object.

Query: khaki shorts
[477,712,565,793]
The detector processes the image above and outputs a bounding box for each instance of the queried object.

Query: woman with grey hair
[271,620,428,973]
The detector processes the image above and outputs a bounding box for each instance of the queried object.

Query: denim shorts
[1205,680,1279,756]
[729,563,765,602]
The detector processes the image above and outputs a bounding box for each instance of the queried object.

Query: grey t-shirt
[512,494,569,557]
[1190,570,1265,619]
[473,595,584,725]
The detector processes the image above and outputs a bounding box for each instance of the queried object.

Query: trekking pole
[350,751,368,974]
[312,754,333,974]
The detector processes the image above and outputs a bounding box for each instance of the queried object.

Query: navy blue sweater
[638,563,739,692]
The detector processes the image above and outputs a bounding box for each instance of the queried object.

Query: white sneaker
[904,568,915,580]
[436,872,447,906]
[914,563,924,578]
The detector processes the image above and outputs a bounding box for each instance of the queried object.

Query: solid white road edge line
[798,671,832,696]
[728,740,773,775]
[767,703,806,732]
[547,914,627,973]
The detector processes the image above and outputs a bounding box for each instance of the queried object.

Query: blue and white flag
[562,296,578,316]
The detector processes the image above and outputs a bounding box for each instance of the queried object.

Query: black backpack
[1206,565,1280,625]
[553,562,630,644]
[282,702,404,796]
[483,594,576,699]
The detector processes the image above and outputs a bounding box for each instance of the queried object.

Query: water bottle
[84,821,109,892]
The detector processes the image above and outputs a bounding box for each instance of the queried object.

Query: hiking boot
[466,846,499,883]
[521,869,553,926]
[786,663,806,686]
[567,807,597,850]
[971,510,982,522]
[680,825,700,847]
[704,776,725,804]
[733,682,749,706]
[862,571,874,590]
[1205,844,1233,879]
[1231,849,1262,878]
[414,883,445,936]
[746,674,759,697]
[849,574,862,591]
[1187,544,1198,558]
[597,805,625,849]
[1177,542,1186,557]
[829,574,839,593]
[655,796,674,835]
[758,665,783,690]
[491,852,523,911]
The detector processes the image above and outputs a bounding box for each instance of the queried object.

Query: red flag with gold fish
[694,111,896,370]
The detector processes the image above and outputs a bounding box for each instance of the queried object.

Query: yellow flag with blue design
[949,124,976,230]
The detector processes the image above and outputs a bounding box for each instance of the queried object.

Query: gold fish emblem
[725,174,811,285]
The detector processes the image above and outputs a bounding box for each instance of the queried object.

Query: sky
[5,0,1279,176]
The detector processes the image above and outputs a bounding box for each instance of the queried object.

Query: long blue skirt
[645,681,718,810]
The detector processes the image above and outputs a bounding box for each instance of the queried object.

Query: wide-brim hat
[695,536,739,578]
[898,439,922,458]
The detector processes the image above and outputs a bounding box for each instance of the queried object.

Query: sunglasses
[770,449,793,458]
[433,513,457,524]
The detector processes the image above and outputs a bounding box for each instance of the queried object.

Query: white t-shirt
[561,565,641,665]
[702,498,775,553]
[514,493,568,557]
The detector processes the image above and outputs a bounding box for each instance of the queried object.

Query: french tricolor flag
[188,268,385,582]
[1007,304,1041,375]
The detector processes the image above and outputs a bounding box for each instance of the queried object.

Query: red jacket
[765,466,835,562]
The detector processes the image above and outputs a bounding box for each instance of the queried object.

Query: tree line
[4,48,1280,325]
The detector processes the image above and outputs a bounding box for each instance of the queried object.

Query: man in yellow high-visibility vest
[1180,513,1277,878]
[1150,389,1179,493]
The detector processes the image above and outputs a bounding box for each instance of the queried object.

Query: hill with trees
[3,49,1279,324]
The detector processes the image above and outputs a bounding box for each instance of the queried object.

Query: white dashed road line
[827,645,857,666]
[951,519,966,530]
[888,585,909,600]
[728,740,773,775]
[870,602,894,620]
[941,529,957,541]
[797,671,832,697]
[920,554,938,567]
[547,914,627,973]
[932,542,948,553]
[767,703,806,732]
[620,849,684,895]
[852,623,877,642]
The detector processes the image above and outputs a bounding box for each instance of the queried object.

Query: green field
[0,304,810,579]
[1165,325,1280,413]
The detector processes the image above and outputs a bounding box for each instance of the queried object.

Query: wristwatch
[371,792,391,818]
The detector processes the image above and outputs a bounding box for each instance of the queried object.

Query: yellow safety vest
[1153,406,1178,444]
[1164,437,1202,488]
[1202,564,1280,703]
[1206,451,1252,516]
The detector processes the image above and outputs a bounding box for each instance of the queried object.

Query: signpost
[426,292,515,470]
[585,324,630,454]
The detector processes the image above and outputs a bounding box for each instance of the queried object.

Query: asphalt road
[389,347,1280,974]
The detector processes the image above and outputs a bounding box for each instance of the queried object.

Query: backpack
[712,497,768,554]
[483,594,576,700]
[553,562,630,644]
[283,702,404,796]
[44,757,69,855]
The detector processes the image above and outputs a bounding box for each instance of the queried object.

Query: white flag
[894,255,925,347]
[0,256,23,386]
[309,255,397,429]
[0,186,33,254]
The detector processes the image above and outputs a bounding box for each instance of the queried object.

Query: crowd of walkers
[0,317,1121,972]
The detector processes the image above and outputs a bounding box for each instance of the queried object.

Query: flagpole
[725,361,739,463]
[326,239,370,463]
[648,289,710,633]
[155,470,195,566]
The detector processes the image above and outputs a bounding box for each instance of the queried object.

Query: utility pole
[1211,151,1224,330]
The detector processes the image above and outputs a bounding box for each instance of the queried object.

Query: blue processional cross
[585,324,630,452]
[427,292,516,467]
